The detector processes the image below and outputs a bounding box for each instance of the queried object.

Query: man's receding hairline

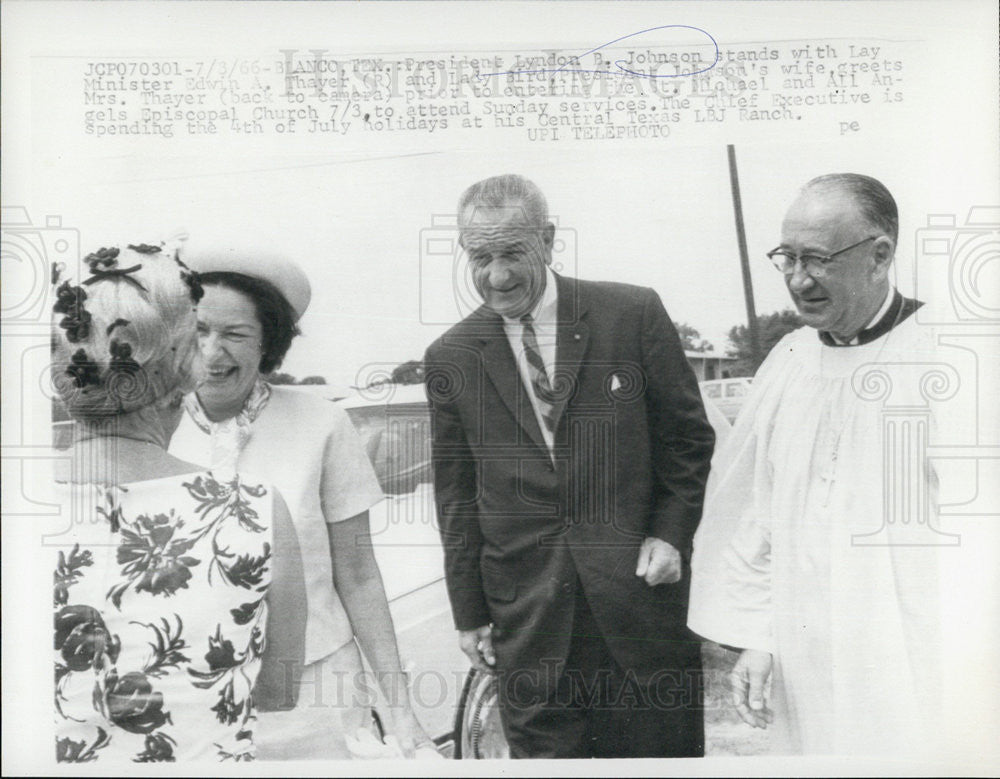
[792,184,863,215]
[796,173,899,243]
[801,177,854,198]
[792,182,886,238]
[459,197,546,229]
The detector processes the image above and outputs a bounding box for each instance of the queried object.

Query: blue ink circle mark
[478,25,719,81]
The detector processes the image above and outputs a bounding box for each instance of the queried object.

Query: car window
[346,403,433,495]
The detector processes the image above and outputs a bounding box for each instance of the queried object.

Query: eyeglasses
[765,236,878,278]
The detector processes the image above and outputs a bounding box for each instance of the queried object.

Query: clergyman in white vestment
[688,174,992,758]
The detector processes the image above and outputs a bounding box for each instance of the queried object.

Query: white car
[699,377,753,424]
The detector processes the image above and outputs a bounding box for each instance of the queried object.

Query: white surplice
[688,316,972,756]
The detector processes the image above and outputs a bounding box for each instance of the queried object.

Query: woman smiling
[169,245,431,759]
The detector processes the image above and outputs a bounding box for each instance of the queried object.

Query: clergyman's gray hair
[803,173,899,245]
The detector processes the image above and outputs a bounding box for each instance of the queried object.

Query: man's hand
[729,649,774,729]
[459,625,496,674]
[635,537,683,586]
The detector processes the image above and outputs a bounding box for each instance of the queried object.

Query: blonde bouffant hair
[51,243,202,422]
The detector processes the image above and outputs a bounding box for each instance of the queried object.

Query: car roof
[335,383,429,409]
[699,377,752,386]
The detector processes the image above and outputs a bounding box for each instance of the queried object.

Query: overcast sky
[19,1,998,388]
[35,137,961,388]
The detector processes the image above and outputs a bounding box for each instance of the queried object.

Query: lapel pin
[574,333,581,340]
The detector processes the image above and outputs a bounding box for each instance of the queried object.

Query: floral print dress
[53,471,274,762]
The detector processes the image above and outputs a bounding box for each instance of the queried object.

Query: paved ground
[702,641,770,756]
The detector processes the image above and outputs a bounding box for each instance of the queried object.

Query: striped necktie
[520,313,557,434]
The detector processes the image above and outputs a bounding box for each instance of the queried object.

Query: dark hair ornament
[54,281,92,343]
[55,241,198,412]
[66,349,102,389]
[106,318,131,336]
[108,339,140,374]
[127,244,162,255]
[173,256,204,304]
[83,246,121,269]
[58,310,93,343]
[54,280,87,315]
[106,338,147,409]
[82,246,147,293]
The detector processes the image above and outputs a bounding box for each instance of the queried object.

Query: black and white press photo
[2,1,998,774]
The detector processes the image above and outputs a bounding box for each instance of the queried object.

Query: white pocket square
[611,374,623,392]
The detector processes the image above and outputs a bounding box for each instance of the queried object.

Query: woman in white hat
[50,242,305,762]
[168,246,432,759]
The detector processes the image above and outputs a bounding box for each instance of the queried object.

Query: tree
[726,309,803,376]
[264,372,328,385]
[391,360,425,385]
[263,371,297,385]
[675,322,714,353]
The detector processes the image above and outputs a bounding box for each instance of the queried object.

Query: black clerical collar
[818,290,924,347]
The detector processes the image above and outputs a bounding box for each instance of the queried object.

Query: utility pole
[727,144,761,369]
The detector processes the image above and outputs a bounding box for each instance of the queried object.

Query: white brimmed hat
[182,245,312,321]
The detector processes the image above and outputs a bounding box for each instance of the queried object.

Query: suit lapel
[551,275,589,433]
[476,310,548,452]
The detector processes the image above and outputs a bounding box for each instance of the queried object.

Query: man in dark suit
[424,174,715,758]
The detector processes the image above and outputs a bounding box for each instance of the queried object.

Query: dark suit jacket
[424,274,715,681]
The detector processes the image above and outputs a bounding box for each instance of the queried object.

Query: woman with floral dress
[51,243,305,762]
